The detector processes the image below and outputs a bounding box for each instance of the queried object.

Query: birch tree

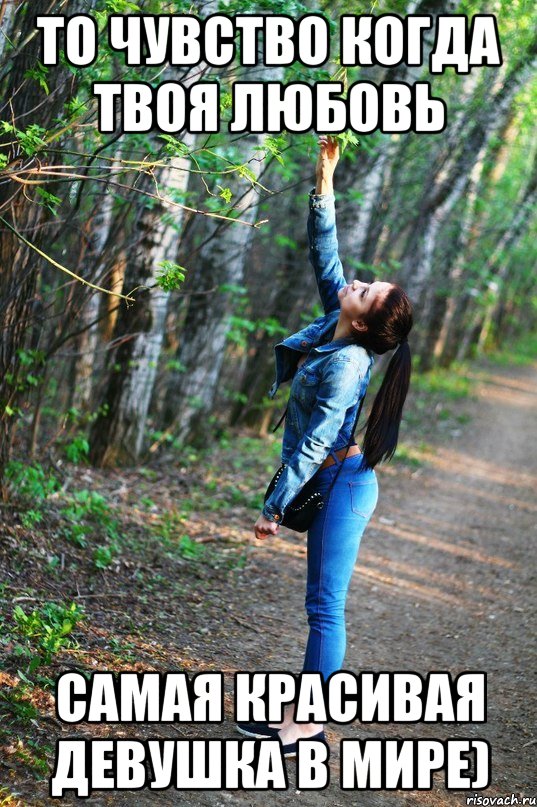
[337,0,457,270]
[88,135,196,466]
[469,151,537,355]
[400,39,536,361]
[162,66,284,444]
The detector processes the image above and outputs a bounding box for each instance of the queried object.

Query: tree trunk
[88,136,195,466]
[337,0,454,270]
[475,156,537,352]
[0,0,75,489]
[71,158,122,410]
[432,114,520,364]
[400,43,536,364]
[162,135,267,442]
[163,62,284,443]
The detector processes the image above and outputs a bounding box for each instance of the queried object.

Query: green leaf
[219,283,247,295]
[17,669,34,685]
[237,164,257,183]
[24,61,50,95]
[263,134,287,165]
[35,188,62,216]
[335,131,360,154]
[155,261,187,292]
[218,185,233,203]
[159,135,191,158]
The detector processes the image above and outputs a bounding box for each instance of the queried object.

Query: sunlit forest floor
[1,351,536,806]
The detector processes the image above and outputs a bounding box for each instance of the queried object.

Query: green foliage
[227,315,257,348]
[0,122,47,157]
[219,283,248,296]
[0,0,535,489]
[63,522,88,549]
[20,510,43,530]
[258,317,287,338]
[274,233,298,250]
[103,0,141,12]
[223,389,248,406]
[485,331,537,367]
[335,131,360,154]
[412,366,473,400]
[155,261,187,291]
[165,358,187,373]
[300,303,324,323]
[0,685,40,725]
[159,134,191,158]
[24,61,49,95]
[393,442,428,468]
[5,462,59,501]
[35,188,62,215]
[64,436,90,464]
[218,185,233,203]
[93,545,116,569]
[12,601,85,666]
[263,134,287,165]
[176,535,205,560]
[153,511,206,560]
[219,91,233,116]
[59,489,121,552]
[4,349,45,400]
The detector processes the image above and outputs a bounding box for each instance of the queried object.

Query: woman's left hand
[254,514,280,540]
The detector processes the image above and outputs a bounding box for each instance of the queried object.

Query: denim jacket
[262,189,374,523]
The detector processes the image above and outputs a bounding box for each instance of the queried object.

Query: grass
[12,599,86,670]
[0,351,490,799]
[0,683,55,781]
[393,441,431,468]
[411,363,473,399]
[485,331,537,367]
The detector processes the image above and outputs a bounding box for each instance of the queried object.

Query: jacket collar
[313,336,357,353]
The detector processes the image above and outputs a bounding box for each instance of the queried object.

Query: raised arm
[307,136,347,314]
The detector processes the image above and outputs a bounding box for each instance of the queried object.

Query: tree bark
[474,155,537,354]
[0,0,76,489]
[88,137,195,466]
[400,42,536,363]
[433,115,523,364]
[162,63,284,443]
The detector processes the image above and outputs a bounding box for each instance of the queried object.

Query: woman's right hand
[316,135,339,179]
[315,136,339,195]
[254,514,280,540]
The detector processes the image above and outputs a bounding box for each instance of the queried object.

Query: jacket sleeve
[262,355,363,522]
[307,188,347,315]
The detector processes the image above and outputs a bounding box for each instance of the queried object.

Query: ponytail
[361,340,411,470]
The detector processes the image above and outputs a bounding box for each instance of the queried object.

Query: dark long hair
[356,285,413,469]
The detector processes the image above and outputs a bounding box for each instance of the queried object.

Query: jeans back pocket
[348,479,378,520]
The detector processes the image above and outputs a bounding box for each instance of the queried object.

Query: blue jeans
[302,451,378,680]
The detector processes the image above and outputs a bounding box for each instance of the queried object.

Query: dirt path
[4,361,536,806]
[194,359,535,807]
[97,360,536,807]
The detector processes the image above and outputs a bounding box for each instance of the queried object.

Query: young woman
[238,136,413,756]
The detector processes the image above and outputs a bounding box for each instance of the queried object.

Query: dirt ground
[1,359,536,805]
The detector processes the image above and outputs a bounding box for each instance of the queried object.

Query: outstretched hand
[254,514,280,540]
[316,135,340,179]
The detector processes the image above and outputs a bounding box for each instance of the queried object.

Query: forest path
[104,360,536,807]
[220,358,537,807]
[11,360,536,807]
